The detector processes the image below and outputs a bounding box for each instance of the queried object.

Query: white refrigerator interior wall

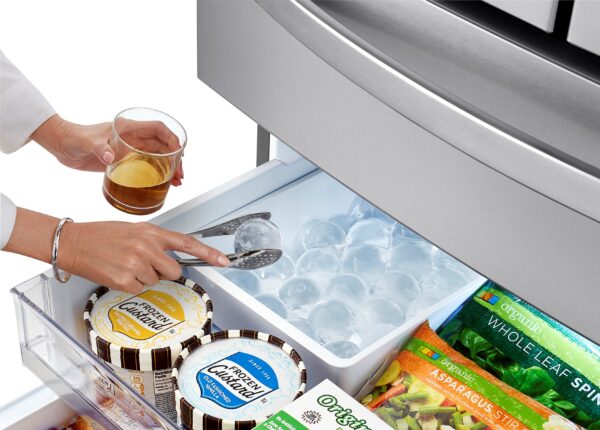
[0,0,255,408]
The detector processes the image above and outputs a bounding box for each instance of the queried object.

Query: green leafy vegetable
[517,366,555,397]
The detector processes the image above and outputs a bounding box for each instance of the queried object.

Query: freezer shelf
[10,154,484,428]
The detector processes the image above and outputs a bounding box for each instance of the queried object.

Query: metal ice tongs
[176,249,283,270]
[178,212,281,270]
[186,212,271,237]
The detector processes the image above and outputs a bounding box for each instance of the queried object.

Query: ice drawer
[177,167,486,396]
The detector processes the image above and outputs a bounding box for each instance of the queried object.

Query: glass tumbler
[102,107,187,215]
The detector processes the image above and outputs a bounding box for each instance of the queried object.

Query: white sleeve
[0,193,17,250]
[0,50,56,154]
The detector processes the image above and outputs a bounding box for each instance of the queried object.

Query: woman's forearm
[4,208,64,264]
[4,207,79,271]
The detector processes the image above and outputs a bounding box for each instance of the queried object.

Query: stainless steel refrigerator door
[196,0,600,343]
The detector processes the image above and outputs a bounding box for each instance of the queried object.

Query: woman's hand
[31,114,183,186]
[58,221,228,293]
[4,208,228,294]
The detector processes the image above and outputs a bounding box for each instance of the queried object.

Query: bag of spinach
[438,282,599,429]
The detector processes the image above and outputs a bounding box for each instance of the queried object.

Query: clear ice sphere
[301,221,345,250]
[375,272,421,312]
[325,340,360,359]
[287,317,318,340]
[387,243,433,281]
[254,293,288,318]
[257,253,296,282]
[348,196,373,221]
[346,219,391,249]
[326,274,369,306]
[371,208,396,228]
[360,323,396,348]
[390,223,424,247]
[406,293,443,319]
[279,276,321,309]
[421,267,467,295]
[296,247,340,275]
[234,218,282,253]
[329,213,356,233]
[341,245,386,285]
[356,297,405,332]
[308,300,355,343]
[433,250,478,281]
[223,270,262,296]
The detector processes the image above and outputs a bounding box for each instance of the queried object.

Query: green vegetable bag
[438,282,600,429]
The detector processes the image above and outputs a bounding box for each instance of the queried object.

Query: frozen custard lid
[173,330,307,430]
[84,277,212,371]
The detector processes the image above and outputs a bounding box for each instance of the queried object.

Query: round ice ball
[326,274,369,307]
[433,250,478,281]
[390,223,423,247]
[346,219,391,249]
[287,317,318,340]
[257,254,296,282]
[341,245,387,286]
[308,300,355,343]
[234,218,282,253]
[328,213,355,233]
[375,272,421,312]
[360,323,396,349]
[406,293,443,319]
[325,340,360,359]
[279,276,321,309]
[421,267,467,295]
[296,247,340,275]
[387,243,433,281]
[348,196,373,221]
[371,208,396,228]
[301,221,345,250]
[255,293,288,318]
[222,270,262,296]
[356,297,404,332]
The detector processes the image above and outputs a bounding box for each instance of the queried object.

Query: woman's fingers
[160,229,230,267]
[171,160,183,186]
[151,252,183,281]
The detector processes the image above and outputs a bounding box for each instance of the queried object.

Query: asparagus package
[362,322,582,430]
[438,282,599,429]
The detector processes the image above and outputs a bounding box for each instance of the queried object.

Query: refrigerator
[2,1,598,428]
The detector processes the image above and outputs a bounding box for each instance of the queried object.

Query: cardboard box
[253,379,390,430]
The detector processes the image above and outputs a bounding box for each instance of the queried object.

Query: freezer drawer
[196,0,600,343]
[10,150,485,428]
[177,163,484,395]
[5,395,75,430]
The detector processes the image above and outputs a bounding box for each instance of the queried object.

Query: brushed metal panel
[197,1,600,342]
[257,0,600,223]
[310,1,600,176]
